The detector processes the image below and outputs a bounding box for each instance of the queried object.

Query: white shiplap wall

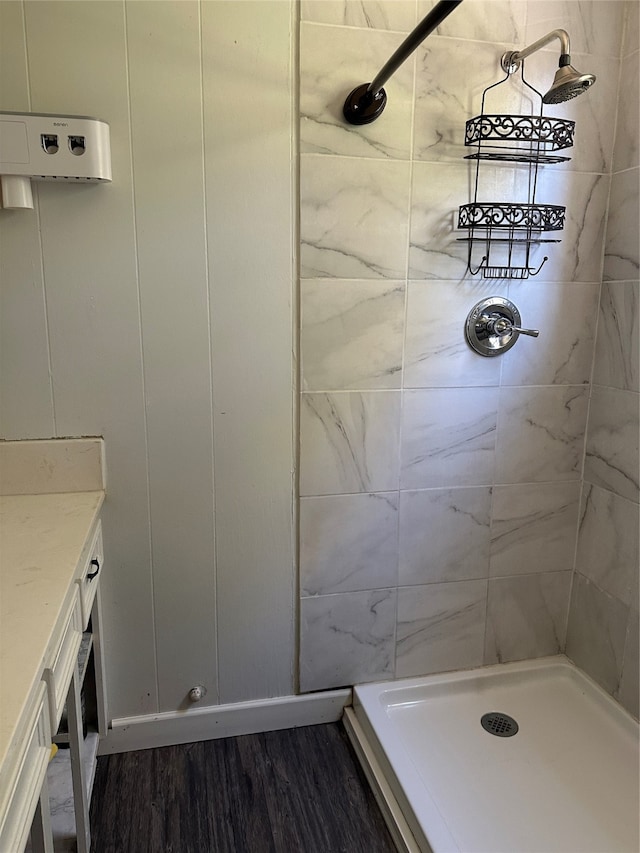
[0,0,296,717]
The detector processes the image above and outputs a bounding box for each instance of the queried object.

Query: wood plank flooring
[90,722,397,853]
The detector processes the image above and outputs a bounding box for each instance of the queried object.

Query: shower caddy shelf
[458,70,575,279]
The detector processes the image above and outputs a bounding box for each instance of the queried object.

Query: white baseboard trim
[98,689,352,755]
[343,707,422,853]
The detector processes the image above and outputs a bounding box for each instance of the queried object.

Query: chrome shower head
[501,29,596,105]
[543,63,596,103]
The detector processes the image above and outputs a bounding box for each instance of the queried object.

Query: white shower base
[345,656,639,853]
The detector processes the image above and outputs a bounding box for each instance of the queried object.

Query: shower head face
[542,64,596,103]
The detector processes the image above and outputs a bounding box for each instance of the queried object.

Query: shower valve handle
[492,317,540,338]
[509,324,539,338]
[465,297,540,357]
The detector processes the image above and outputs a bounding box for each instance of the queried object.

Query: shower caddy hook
[457,62,575,280]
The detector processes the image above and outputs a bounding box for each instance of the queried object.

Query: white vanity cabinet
[0,491,107,853]
[0,684,52,853]
[43,590,84,739]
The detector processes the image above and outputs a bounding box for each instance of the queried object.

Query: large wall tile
[399,487,492,585]
[300,23,414,159]
[566,574,629,694]
[616,609,639,719]
[401,388,499,488]
[301,280,404,390]
[404,280,505,388]
[576,484,639,607]
[422,0,526,43]
[593,281,639,392]
[300,391,401,495]
[300,589,397,691]
[522,170,609,283]
[396,580,487,677]
[490,483,580,577]
[613,50,639,171]
[584,386,640,502]
[496,386,588,483]
[300,155,411,279]
[526,2,626,58]
[485,572,572,664]
[409,161,519,280]
[301,0,416,31]
[603,168,640,283]
[502,282,599,386]
[412,36,522,164]
[300,492,399,595]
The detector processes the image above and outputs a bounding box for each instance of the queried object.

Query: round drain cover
[481,712,519,737]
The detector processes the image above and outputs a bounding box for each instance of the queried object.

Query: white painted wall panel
[23,0,159,717]
[202,1,296,703]
[0,0,296,717]
[126,1,218,710]
[0,1,55,439]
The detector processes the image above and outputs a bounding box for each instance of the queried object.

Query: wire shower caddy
[458,64,575,279]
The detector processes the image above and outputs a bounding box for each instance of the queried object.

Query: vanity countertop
[0,490,104,777]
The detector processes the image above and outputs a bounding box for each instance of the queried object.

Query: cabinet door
[0,683,51,853]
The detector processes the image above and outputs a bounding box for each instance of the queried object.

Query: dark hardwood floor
[90,722,397,853]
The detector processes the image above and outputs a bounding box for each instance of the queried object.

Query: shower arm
[501,29,572,73]
[343,0,463,125]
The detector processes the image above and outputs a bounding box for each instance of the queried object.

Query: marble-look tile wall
[298,0,628,692]
[567,1,639,719]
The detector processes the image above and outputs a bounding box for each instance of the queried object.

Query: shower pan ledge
[344,656,639,853]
